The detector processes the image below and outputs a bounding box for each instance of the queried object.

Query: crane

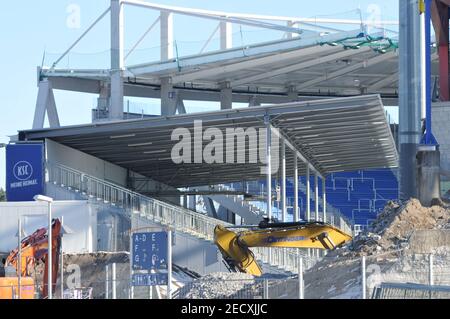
[0,218,62,299]
[214,219,352,276]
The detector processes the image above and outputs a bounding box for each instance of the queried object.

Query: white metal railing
[47,162,323,273]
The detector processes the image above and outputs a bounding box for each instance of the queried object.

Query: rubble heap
[181,272,255,299]
[336,199,450,257]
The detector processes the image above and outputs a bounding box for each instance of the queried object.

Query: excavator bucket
[214,225,263,276]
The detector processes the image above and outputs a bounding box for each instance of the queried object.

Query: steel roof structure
[21,95,398,188]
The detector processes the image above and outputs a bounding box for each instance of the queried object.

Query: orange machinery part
[0,277,35,299]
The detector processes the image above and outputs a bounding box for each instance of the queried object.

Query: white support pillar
[322,177,327,223]
[220,21,233,50]
[112,262,117,299]
[293,154,299,222]
[306,165,311,221]
[314,173,319,221]
[220,81,233,110]
[281,140,287,222]
[110,0,124,121]
[160,11,174,60]
[33,80,61,129]
[161,77,177,116]
[286,21,299,39]
[265,115,272,220]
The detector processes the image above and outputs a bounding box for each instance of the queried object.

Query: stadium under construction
[1,0,450,300]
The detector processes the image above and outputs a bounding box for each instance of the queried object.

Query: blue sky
[0,0,399,188]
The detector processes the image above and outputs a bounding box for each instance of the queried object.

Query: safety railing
[47,162,323,273]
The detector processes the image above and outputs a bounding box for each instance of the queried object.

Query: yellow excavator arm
[214,220,352,276]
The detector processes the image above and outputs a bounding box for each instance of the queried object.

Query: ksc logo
[13,161,33,181]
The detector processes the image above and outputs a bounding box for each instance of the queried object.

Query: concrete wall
[46,139,128,186]
[432,103,450,172]
[0,201,96,254]
[45,139,180,203]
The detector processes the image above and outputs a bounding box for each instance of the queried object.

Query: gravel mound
[303,199,450,299]
[334,199,450,257]
[180,272,255,299]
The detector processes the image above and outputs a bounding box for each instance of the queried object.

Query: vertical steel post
[314,173,319,221]
[281,140,286,222]
[167,229,173,299]
[298,255,304,299]
[263,279,269,299]
[112,262,117,299]
[306,165,310,221]
[48,202,53,299]
[293,155,299,222]
[322,178,327,223]
[110,0,124,120]
[17,218,21,299]
[399,0,422,199]
[265,115,272,220]
[429,254,434,286]
[361,256,366,299]
[105,264,109,299]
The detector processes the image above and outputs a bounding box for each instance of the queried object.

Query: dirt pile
[303,199,450,299]
[337,199,450,257]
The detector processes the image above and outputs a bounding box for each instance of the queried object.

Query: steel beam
[233,47,372,86]
[281,140,287,222]
[293,154,299,222]
[296,51,397,91]
[265,115,272,220]
[306,165,310,221]
[314,173,319,221]
[160,11,174,61]
[110,0,124,121]
[398,0,423,199]
[220,21,233,50]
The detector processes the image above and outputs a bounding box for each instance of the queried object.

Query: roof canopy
[21,95,398,188]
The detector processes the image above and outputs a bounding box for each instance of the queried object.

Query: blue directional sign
[132,232,168,271]
[132,273,168,287]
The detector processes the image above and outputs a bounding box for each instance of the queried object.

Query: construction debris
[331,199,450,258]
[179,272,255,299]
[303,199,450,299]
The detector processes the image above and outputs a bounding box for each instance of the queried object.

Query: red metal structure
[432,0,450,100]
[4,219,62,298]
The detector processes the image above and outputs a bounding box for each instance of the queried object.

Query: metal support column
[161,77,177,116]
[361,256,366,299]
[220,21,233,50]
[399,0,423,199]
[322,178,327,223]
[281,140,287,222]
[220,81,233,110]
[112,262,117,299]
[110,0,124,121]
[293,155,299,222]
[314,173,319,221]
[17,219,22,299]
[306,165,310,221]
[265,115,272,220]
[160,11,174,60]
